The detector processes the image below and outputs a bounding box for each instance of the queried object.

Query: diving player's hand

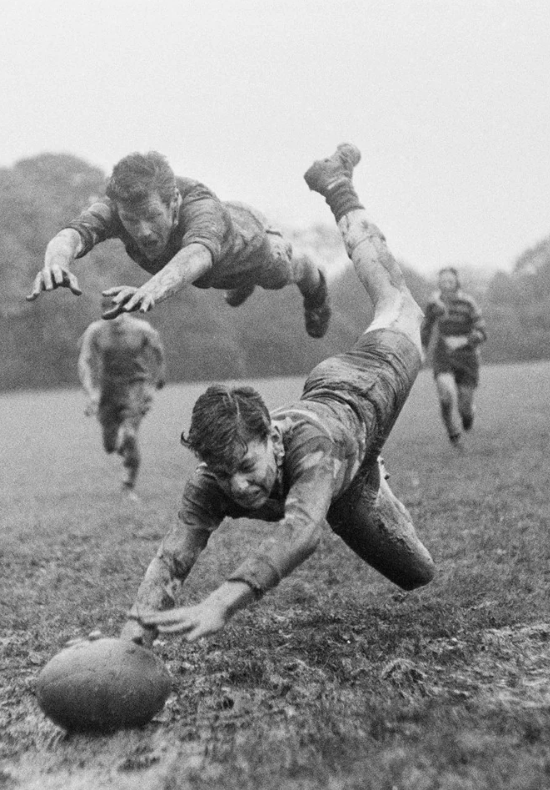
[26,266,82,301]
[102,284,156,318]
[138,582,255,643]
[64,629,103,648]
[138,601,228,643]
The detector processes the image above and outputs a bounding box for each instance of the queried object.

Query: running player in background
[421,267,487,448]
[78,312,166,496]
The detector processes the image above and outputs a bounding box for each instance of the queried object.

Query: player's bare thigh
[337,212,423,351]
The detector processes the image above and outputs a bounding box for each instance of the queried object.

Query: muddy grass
[1,363,550,789]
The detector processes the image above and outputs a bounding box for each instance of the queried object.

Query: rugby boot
[303,270,331,338]
[449,432,465,451]
[461,407,475,432]
[224,283,256,307]
[303,143,362,196]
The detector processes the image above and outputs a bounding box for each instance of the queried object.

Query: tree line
[1,153,548,391]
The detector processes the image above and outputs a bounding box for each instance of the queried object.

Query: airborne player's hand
[101,286,140,319]
[102,284,156,319]
[26,266,82,301]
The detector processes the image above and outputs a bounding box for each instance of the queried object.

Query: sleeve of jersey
[227,435,337,596]
[467,300,487,346]
[132,467,226,612]
[64,201,119,258]
[420,301,441,348]
[178,182,231,264]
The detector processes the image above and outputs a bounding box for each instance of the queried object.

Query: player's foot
[449,432,465,451]
[224,283,256,307]
[461,409,475,431]
[304,143,361,195]
[121,481,140,502]
[303,271,331,338]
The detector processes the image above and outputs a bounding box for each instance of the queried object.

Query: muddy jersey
[78,316,164,385]
[133,329,421,611]
[65,178,286,291]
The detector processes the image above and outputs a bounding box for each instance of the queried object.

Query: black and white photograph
[1,1,550,787]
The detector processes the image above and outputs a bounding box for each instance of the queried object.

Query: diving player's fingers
[64,271,82,295]
[26,272,46,300]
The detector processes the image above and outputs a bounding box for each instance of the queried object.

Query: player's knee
[397,552,435,591]
[102,434,117,453]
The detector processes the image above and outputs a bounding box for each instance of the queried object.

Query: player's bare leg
[292,253,331,338]
[329,457,434,590]
[457,383,476,432]
[116,423,141,496]
[436,373,462,446]
[304,143,423,350]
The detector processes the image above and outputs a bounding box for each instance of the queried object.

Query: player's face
[211,436,279,510]
[439,271,459,294]
[117,191,177,261]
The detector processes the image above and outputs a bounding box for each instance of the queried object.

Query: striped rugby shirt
[420,289,487,350]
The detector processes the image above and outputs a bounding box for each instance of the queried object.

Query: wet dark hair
[181,385,271,470]
[438,267,460,288]
[105,151,177,206]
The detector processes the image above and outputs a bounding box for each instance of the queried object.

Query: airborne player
[27,151,331,339]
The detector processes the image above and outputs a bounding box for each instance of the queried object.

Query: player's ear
[270,425,284,464]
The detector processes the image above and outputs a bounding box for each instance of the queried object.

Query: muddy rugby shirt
[65,178,293,291]
[132,330,421,608]
[78,317,164,385]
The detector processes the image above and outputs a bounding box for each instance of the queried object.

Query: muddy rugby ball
[36,638,171,733]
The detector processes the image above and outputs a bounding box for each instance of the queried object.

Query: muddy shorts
[433,340,480,388]
[194,201,297,292]
[98,381,153,452]
[302,328,421,515]
[302,328,429,590]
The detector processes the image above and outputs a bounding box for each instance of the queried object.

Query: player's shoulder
[77,319,107,348]
[454,289,477,305]
[176,176,219,202]
[452,289,482,314]
[84,319,107,336]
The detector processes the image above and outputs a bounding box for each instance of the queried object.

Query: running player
[120,144,435,647]
[421,267,487,447]
[78,312,166,494]
[27,151,331,339]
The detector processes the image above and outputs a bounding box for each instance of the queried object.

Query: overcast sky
[1,0,549,275]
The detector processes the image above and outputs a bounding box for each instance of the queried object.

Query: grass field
[1,361,550,790]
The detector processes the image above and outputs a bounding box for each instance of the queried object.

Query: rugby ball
[36,638,172,733]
